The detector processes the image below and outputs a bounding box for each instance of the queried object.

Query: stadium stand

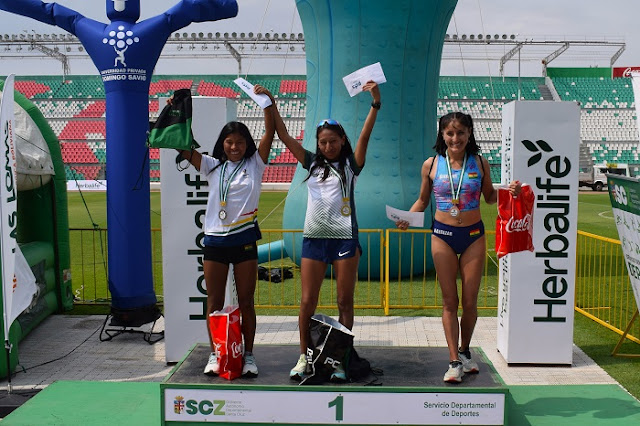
[6,72,639,184]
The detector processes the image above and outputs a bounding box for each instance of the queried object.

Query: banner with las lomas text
[0,74,18,341]
[607,174,640,312]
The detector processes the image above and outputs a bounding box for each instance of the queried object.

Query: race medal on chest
[445,151,467,221]
[218,159,246,222]
[341,203,351,216]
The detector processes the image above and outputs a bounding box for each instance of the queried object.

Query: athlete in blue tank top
[395,112,521,384]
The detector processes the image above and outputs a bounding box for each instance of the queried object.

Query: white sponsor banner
[161,97,237,362]
[607,175,640,312]
[497,101,580,364]
[164,388,506,425]
[1,74,18,341]
[66,180,107,191]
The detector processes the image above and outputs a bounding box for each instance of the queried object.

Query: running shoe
[203,352,219,376]
[290,354,307,381]
[458,348,479,374]
[443,360,463,383]
[242,352,258,377]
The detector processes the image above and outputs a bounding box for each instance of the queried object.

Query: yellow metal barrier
[254,229,385,310]
[68,227,639,346]
[384,229,498,315]
[575,231,640,344]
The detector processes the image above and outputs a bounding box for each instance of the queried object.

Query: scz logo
[613,184,627,205]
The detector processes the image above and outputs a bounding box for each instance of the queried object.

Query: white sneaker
[290,354,307,381]
[242,352,258,377]
[203,352,219,376]
[443,360,463,383]
[458,349,479,374]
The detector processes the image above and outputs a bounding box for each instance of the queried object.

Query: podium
[161,344,509,425]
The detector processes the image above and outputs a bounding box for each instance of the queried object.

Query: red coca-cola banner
[612,67,640,78]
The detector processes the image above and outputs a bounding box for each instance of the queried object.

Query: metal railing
[69,227,639,343]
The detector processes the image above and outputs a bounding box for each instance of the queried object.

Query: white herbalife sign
[497,101,580,364]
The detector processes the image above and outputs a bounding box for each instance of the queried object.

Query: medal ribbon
[219,158,247,208]
[445,151,467,205]
[327,162,349,203]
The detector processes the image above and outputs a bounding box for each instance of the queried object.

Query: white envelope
[233,77,273,108]
[342,62,387,97]
[386,205,424,228]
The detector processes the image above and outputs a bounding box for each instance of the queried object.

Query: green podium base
[161,344,509,425]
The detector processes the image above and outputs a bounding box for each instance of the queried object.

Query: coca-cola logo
[231,341,243,358]
[623,67,633,77]
[505,213,532,233]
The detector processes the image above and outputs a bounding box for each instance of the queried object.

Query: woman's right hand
[396,220,410,231]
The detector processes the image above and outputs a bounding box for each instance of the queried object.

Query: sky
[0,0,638,77]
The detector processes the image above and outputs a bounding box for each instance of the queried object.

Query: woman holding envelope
[176,85,275,378]
[271,81,381,382]
[396,112,520,384]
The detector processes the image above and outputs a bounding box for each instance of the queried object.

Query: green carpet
[1,381,160,426]
[2,381,639,425]
[507,384,640,425]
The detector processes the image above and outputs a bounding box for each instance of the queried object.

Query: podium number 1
[328,395,344,421]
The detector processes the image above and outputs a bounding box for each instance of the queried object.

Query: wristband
[371,101,381,110]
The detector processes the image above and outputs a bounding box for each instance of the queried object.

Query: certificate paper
[342,62,387,97]
[233,77,273,108]
[386,205,424,228]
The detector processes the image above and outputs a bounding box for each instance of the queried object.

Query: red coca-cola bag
[208,305,243,380]
[495,184,535,258]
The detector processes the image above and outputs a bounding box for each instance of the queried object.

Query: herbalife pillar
[497,101,580,364]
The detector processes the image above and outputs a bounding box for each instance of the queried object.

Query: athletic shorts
[432,220,485,255]
[203,242,258,264]
[301,238,362,264]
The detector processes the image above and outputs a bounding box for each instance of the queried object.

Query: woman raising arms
[268,81,381,381]
[177,85,275,378]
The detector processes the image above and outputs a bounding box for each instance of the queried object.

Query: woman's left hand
[254,84,274,101]
[362,80,380,103]
[509,180,522,197]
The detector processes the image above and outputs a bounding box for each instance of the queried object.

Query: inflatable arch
[279,0,458,278]
[0,80,73,378]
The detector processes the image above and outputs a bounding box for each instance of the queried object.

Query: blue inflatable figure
[0,0,238,319]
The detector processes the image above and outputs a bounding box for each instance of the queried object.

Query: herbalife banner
[607,175,640,312]
[497,101,580,364]
[161,97,236,363]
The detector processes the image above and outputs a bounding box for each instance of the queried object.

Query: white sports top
[302,150,362,239]
[200,151,266,237]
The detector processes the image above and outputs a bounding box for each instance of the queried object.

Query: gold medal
[341,204,351,216]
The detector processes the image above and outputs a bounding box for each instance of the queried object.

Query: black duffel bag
[300,314,354,385]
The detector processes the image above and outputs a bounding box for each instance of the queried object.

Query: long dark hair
[211,121,257,161]
[306,120,354,182]
[433,112,479,156]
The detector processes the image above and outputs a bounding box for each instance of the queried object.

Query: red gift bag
[495,184,535,258]
[208,305,243,380]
